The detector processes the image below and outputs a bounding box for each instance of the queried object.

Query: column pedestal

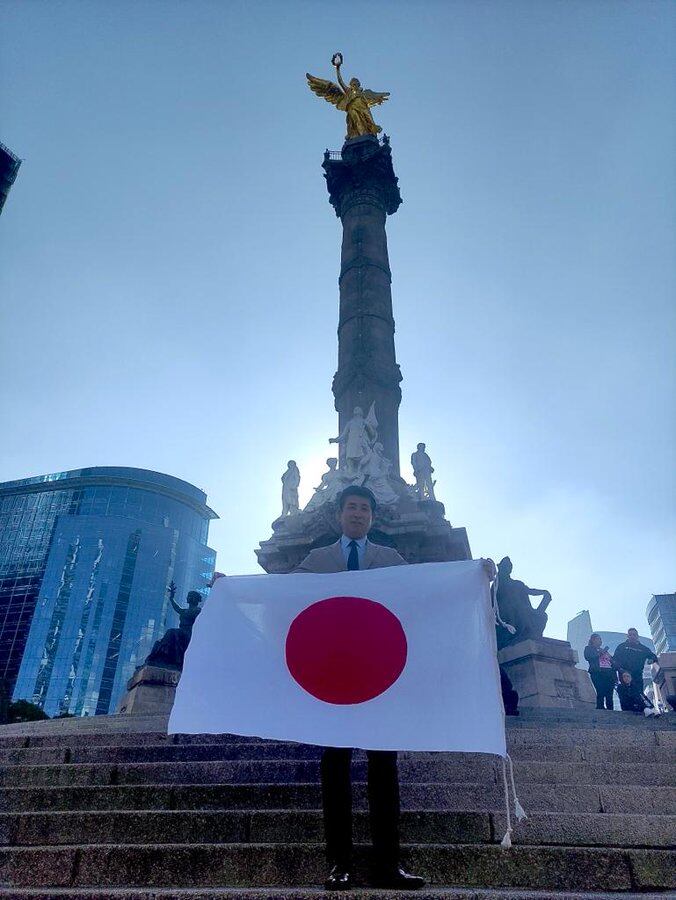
[653,652,676,709]
[116,665,180,716]
[256,499,471,573]
[498,638,596,709]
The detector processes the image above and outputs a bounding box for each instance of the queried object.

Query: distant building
[646,593,676,655]
[567,610,595,664]
[1,468,217,716]
[567,610,655,699]
[0,142,22,215]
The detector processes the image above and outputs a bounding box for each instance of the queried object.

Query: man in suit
[294,485,422,890]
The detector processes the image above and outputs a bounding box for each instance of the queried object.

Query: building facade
[647,593,676,655]
[0,141,22,215]
[1,468,216,716]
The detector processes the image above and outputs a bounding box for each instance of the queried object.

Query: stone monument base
[116,664,180,716]
[257,498,471,573]
[653,651,676,708]
[498,637,596,709]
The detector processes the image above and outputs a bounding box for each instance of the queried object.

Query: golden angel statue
[306,52,389,140]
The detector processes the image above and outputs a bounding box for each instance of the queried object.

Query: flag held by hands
[170,559,506,757]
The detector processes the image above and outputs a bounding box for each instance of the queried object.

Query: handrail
[324,134,390,163]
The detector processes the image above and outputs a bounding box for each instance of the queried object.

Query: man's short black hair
[338,485,377,512]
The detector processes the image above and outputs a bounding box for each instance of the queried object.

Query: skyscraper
[1,467,216,716]
[0,141,22,215]
[647,593,676,655]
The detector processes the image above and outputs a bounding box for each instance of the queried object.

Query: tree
[7,700,49,723]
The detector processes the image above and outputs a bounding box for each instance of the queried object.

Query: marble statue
[307,53,390,140]
[360,441,399,506]
[495,557,552,651]
[145,586,203,670]
[280,461,301,517]
[411,442,436,501]
[305,458,346,511]
[330,404,378,475]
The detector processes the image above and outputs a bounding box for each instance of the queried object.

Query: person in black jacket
[584,634,616,710]
[613,628,658,688]
[616,671,659,715]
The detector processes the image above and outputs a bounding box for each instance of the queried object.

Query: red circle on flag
[285,596,407,705]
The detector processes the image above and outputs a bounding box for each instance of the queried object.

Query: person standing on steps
[294,485,425,891]
[294,484,496,891]
[584,634,617,710]
[613,628,658,691]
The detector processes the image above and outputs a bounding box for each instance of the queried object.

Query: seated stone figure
[496,557,551,651]
[145,590,203,670]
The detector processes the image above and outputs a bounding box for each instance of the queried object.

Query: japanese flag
[169,559,506,755]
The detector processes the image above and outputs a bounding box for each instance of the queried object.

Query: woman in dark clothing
[584,633,616,710]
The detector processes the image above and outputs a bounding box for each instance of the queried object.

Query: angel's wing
[306,74,347,110]
[362,89,390,107]
[365,401,378,434]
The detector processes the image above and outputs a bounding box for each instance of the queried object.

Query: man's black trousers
[321,746,400,869]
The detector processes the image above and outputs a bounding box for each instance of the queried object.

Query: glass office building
[0,141,22,216]
[647,593,676,655]
[1,467,217,716]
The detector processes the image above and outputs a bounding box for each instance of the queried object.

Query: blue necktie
[347,540,359,571]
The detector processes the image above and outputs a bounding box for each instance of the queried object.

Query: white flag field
[169,559,507,757]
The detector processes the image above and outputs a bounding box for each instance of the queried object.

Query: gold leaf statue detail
[306,52,389,140]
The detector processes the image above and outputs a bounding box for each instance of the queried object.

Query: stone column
[323,135,403,473]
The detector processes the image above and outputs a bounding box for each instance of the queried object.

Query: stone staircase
[0,709,673,899]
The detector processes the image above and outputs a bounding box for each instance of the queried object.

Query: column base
[653,651,676,709]
[116,665,180,716]
[498,638,597,709]
[256,499,471,573]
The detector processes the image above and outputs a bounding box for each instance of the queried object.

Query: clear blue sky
[1,1,674,639]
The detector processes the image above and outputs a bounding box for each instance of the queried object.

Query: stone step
[1,757,673,788]
[0,714,171,740]
[0,809,486,846]
[0,740,669,766]
[0,889,672,900]
[1,714,673,746]
[1,720,673,750]
[0,758,488,787]
[1,843,673,892]
[506,727,674,750]
[1,808,673,849]
[1,707,672,741]
[3,781,675,815]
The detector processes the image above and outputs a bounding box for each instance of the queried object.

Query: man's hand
[209,572,226,588]
[481,558,497,582]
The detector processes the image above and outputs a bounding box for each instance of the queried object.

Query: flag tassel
[491,573,516,634]
[500,754,528,849]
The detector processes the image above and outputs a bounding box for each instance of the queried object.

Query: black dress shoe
[324,864,352,890]
[372,866,426,889]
